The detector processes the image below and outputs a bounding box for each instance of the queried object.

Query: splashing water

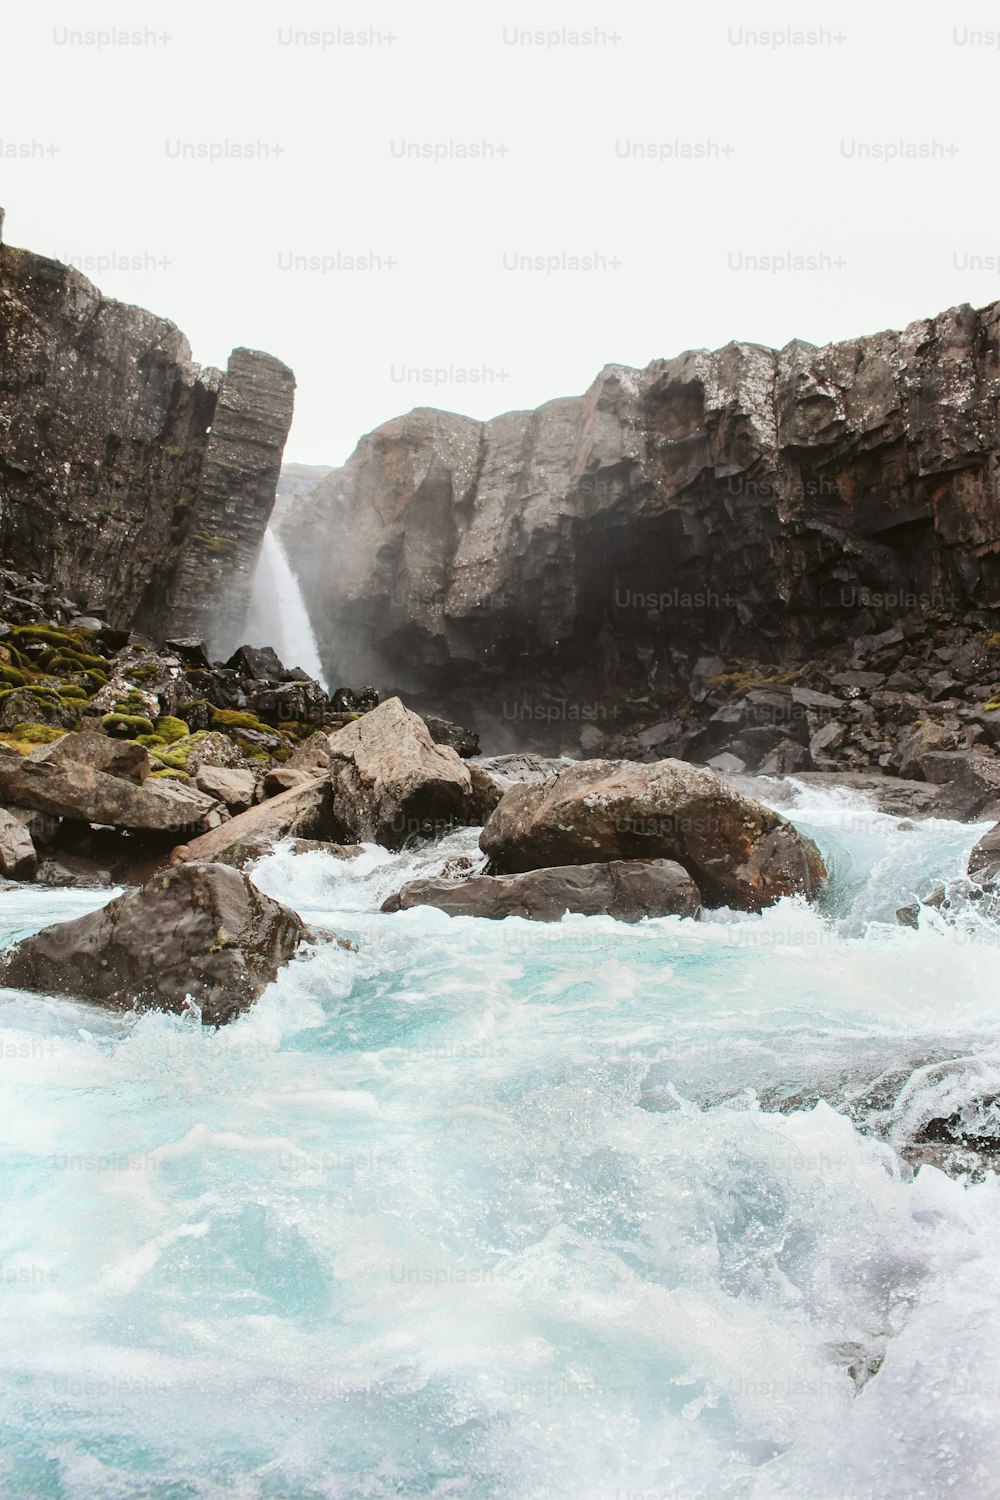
[2,783,1000,1497]
[243,529,328,690]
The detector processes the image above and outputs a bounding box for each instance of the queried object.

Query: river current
[1,778,999,1499]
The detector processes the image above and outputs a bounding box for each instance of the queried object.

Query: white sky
[2,1,998,464]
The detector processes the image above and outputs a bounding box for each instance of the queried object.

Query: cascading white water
[4,783,1000,1496]
[243,530,328,690]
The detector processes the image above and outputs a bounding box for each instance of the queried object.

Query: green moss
[42,650,109,675]
[0,684,62,705]
[0,664,27,688]
[704,670,756,697]
[209,707,274,735]
[101,712,155,738]
[128,661,166,682]
[8,722,64,745]
[154,715,190,743]
[10,625,87,651]
[4,645,32,671]
[57,685,89,701]
[143,730,209,772]
[148,766,191,780]
[192,530,238,557]
[0,734,36,755]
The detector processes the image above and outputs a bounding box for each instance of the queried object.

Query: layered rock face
[280,303,1000,750]
[0,230,294,653]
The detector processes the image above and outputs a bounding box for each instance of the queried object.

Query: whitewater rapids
[1,779,999,1498]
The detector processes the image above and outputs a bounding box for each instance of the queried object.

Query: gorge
[5,225,1000,1500]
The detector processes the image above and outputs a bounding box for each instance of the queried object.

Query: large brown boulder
[170,778,331,868]
[326,697,490,849]
[381,858,701,922]
[0,745,222,835]
[0,862,314,1026]
[479,758,825,912]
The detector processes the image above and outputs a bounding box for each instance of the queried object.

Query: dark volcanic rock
[0,234,293,654]
[381,858,701,922]
[425,715,480,758]
[480,758,826,912]
[226,644,286,682]
[968,822,1000,890]
[0,862,313,1026]
[278,303,1000,751]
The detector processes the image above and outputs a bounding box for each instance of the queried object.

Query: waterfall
[243,530,329,690]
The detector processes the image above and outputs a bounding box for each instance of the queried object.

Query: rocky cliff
[279,303,1000,754]
[0,224,294,654]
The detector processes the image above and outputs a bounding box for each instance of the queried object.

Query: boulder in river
[479,758,825,912]
[0,861,318,1026]
[327,697,493,849]
[381,858,701,922]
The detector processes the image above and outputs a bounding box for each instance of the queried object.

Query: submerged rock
[969,821,1000,890]
[381,858,701,922]
[480,758,825,912]
[0,862,315,1026]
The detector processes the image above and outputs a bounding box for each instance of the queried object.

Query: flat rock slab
[381,858,701,922]
[171,778,332,867]
[0,861,314,1026]
[0,747,220,834]
[480,757,826,912]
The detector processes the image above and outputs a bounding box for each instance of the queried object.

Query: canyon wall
[0,226,293,653]
[279,302,1000,746]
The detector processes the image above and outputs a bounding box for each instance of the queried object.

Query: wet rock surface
[0,861,315,1026]
[326,697,495,850]
[480,758,826,911]
[382,858,701,922]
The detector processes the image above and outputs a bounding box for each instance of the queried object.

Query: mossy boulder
[8,723,65,746]
[101,712,156,739]
[0,687,74,731]
[154,715,190,744]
